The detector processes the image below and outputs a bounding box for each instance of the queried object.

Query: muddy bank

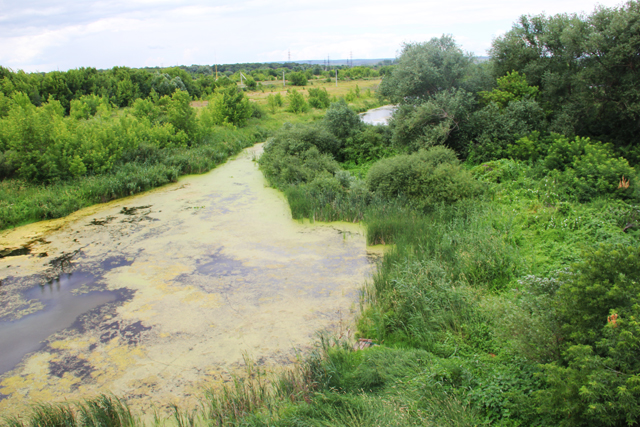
[0,144,377,415]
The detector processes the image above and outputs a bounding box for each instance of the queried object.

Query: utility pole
[335,69,338,87]
[283,70,285,87]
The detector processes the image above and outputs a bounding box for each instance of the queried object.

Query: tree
[378,35,473,103]
[287,72,308,86]
[490,3,640,159]
[202,85,252,127]
[323,99,361,140]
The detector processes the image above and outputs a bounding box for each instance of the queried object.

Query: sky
[0,0,627,73]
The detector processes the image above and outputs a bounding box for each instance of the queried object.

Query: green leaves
[285,89,309,114]
[201,85,252,127]
[491,3,640,155]
[378,35,473,103]
[479,71,539,108]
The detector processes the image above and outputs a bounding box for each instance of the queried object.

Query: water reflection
[360,105,396,125]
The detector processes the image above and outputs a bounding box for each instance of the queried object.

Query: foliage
[0,124,263,229]
[468,98,545,161]
[478,71,539,107]
[266,93,283,113]
[390,88,476,153]
[201,85,252,127]
[322,99,362,141]
[287,71,308,86]
[258,123,342,188]
[535,244,640,426]
[307,87,330,109]
[366,146,483,210]
[286,89,309,114]
[342,124,396,165]
[490,2,640,156]
[378,35,473,103]
[508,132,638,202]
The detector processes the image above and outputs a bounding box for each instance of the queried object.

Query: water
[0,273,117,375]
[360,105,396,125]
[0,144,376,415]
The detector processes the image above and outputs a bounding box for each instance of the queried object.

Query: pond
[0,144,378,415]
[359,105,397,125]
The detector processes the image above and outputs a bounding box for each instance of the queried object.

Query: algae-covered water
[0,144,376,415]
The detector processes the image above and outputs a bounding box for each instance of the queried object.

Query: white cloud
[0,0,628,72]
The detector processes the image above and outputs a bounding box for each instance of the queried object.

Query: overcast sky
[0,0,626,72]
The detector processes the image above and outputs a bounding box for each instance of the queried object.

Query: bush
[323,99,362,140]
[266,93,283,113]
[308,87,330,109]
[262,122,340,158]
[341,125,395,165]
[286,89,309,114]
[536,244,640,426]
[469,98,545,161]
[390,89,476,154]
[366,146,483,209]
[200,85,252,127]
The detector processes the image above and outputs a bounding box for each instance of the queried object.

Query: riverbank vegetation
[0,63,381,229]
[252,2,640,426]
[3,2,640,426]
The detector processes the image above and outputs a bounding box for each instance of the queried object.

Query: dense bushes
[366,146,483,209]
[307,87,331,109]
[507,132,639,202]
[0,130,263,229]
[534,245,640,426]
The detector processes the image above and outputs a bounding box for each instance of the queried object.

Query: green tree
[307,87,330,109]
[378,35,473,103]
[202,85,252,127]
[287,72,308,86]
[537,244,640,426]
[490,3,640,157]
[323,99,361,140]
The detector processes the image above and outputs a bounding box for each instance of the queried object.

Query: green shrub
[366,146,482,209]
[478,71,539,108]
[342,125,395,165]
[323,99,362,140]
[262,122,340,158]
[546,136,637,201]
[390,88,475,154]
[266,93,283,113]
[286,89,309,114]
[535,244,640,426]
[469,98,545,161]
[201,85,252,127]
[307,87,330,109]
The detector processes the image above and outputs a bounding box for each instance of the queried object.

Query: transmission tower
[288,50,291,62]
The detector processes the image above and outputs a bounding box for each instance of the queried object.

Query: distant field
[247,78,382,105]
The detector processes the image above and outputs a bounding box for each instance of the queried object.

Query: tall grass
[1,395,135,427]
